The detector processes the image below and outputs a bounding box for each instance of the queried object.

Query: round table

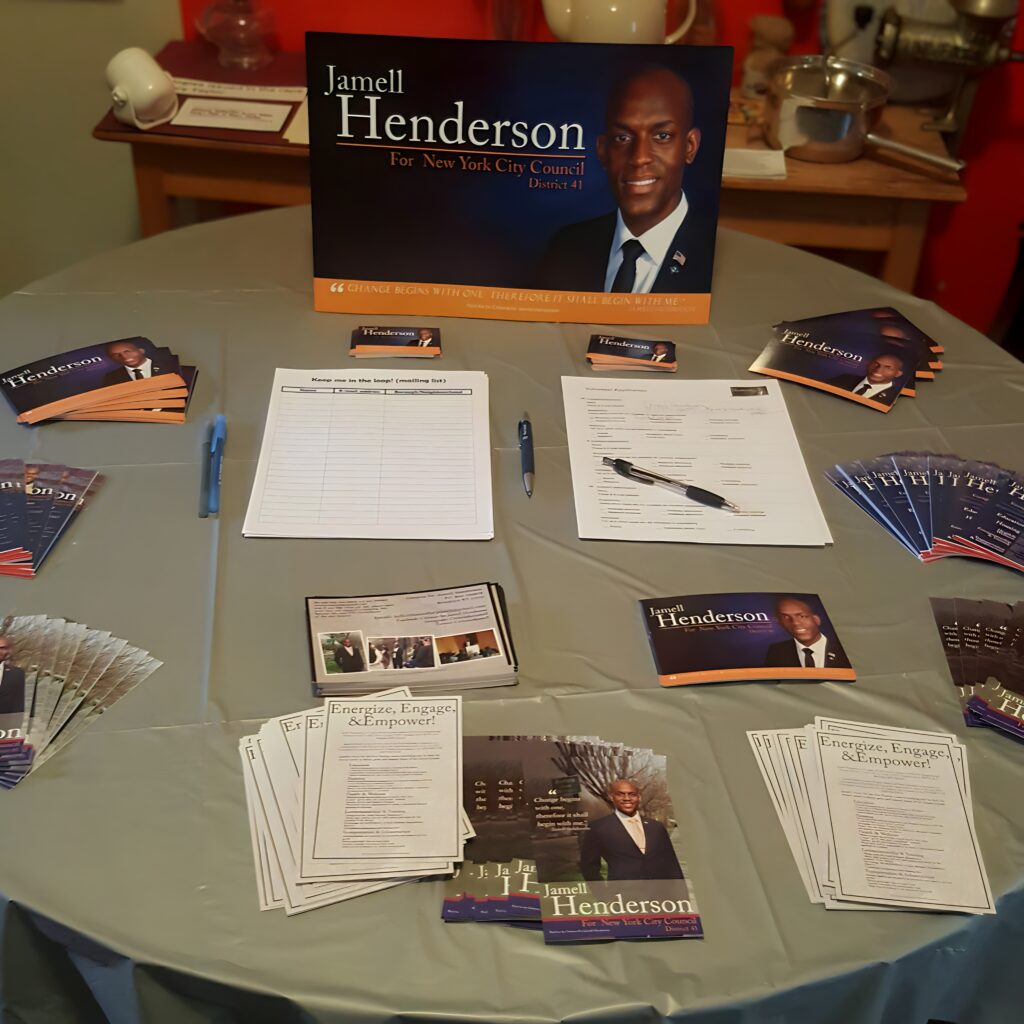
[0,207,1021,1024]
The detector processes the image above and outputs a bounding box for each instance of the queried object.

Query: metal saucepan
[764,55,965,174]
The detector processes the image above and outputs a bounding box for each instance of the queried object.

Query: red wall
[179,0,1023,334]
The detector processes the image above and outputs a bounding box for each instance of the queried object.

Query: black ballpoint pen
[602,457,741,512]
[518,413,535,497]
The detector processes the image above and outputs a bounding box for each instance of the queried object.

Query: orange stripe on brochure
[658,667,857,686]
[314,279,711,325]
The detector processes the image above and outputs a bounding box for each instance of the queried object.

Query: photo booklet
[749,307,943,413]
[305,583,517,696]
[307,32,732,324]
[640,592,855,686]
[444,734,701,943]
[0,459,103,578]
[0,337,197,425]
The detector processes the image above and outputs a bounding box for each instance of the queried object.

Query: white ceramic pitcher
[541,0,694,43]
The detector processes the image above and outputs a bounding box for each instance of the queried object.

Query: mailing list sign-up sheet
[243,369,493,539]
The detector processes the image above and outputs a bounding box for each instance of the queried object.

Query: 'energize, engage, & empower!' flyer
[306,33,731,324]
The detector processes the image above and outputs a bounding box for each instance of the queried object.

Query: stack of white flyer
[748,718,995,914]
[240,689,469,915]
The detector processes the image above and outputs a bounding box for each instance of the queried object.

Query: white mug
[542,0,693,44]
[105,47,179,130]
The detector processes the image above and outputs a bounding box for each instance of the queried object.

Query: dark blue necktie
[611,239,645,293]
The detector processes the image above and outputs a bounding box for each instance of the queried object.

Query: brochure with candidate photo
[447,734,701,942]
[0,338,194,424]
[525,739,701,942]
[307,33,731,325]
[305,583,517,696]
[350,326,442,357]
[586,334,677,372]
[749,308,934,412]
[640,592,855,685]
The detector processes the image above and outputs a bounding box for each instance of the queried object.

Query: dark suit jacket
[535,204,715,294]
[828,373,902,406]
[412,644,434,668]
[764,636,851,670]
[0,664,25,717]
[103,361,172,388]
[580,813,684,882]
[334,645,365,673]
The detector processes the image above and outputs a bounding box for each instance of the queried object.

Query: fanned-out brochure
[930,596,1024,743]
[827,451,1024,573]
[0,614,163,787]
[0,338,196,425]
[640,592,855,685]
[305,583,517,696]
[749,307,941,413]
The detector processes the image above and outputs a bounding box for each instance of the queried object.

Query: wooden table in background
[93,42,966,292]
[720,105,965,291]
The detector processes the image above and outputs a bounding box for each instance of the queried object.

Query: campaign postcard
[350,326,442,357]
[307,33,732,325]
[773,307,942,394]
[0,338,187,424]
[587,335,677,372]
[750,310,928,412]
[524,741,701,942]
[640,592,855,685]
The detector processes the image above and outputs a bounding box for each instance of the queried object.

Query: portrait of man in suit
[829,353,906,406]
[333,634,366,673]
[408,328,437,348]
[764,597,851,670]
[650,342,672,363]
[536,65,712,295]
[579,779,684,882]
[103,339,170,386]
[0,635,26,726]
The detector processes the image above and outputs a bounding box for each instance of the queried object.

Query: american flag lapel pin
[672,251,686,267]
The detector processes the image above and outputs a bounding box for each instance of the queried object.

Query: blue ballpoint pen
[207,415,227,516]
[518,413,534,497]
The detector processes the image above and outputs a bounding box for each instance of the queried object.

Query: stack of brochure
[0,615,163,788]
[749,307,943,413]
[0,338,196,424]
[586,334,677,372]
[305,583,517,696]
[748,718,995,914]
[240,689,467,916]
[639,591,855,686]
[443,735,702,944]
[0,460,103,578]
[930,597,1024,741]
[826,452,1024,572]
[350,326,442,357]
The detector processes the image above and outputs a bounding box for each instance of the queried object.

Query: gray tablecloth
[0,206,1021,1024]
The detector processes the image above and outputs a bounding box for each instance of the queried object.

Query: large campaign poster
[307,33,732,324]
